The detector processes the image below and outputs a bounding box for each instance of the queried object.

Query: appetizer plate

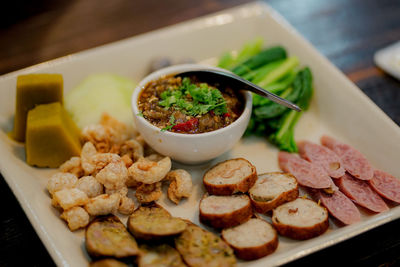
[1,2,400,266]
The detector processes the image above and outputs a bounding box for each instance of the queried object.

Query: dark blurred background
[1,0,400,266]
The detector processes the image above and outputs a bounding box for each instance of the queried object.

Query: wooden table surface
[1,0,400,266]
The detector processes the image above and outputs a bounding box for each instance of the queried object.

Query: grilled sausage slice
[272,198,329,240]
[203,158,257,195]
[222,218,278,260]
[175,222,236,267]
[128,204,187,240]
[85,215,139,258]
[138,244,187,267]
[249,172,299,213]
[199,194,252,229]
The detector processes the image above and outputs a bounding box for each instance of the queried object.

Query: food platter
[1,2,400,266]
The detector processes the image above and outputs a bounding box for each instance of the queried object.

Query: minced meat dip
[138,75,244,134]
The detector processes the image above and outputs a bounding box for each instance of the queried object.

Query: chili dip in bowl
[132,64,252,164]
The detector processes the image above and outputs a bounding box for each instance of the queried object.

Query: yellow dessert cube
[12,74,63,142]
[26,102,81,168]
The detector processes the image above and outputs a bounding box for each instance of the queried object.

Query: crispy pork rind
[166,169,193,204]
[81,141,98,175]
[105,186,128,197]
[145,153,164,162]
[82,114,130,153]
[135,182,162,204]
[249,172,299,213]
[85,215,139,258]
[118,196,135,215]
[53,188,89,210]
[175,221,236,267]
[121,154,133,168]
[60,206,90,231]
[90,258,128,267]
[47,172,78,195]
[84,193,121,216]
[81,124,113,153]
[138,244,186,267]
[128,157,171,184]
[222,218,278,260]
[272,198,329,240]
[99,113,131,145]
[95,160,128,190]
[119,139,144,162]
[199,194,252,229]
[91,153,121,174]
[203,158,257,195]
[76,175,104,198]
[59,156,84,178]
[127,204,186,240]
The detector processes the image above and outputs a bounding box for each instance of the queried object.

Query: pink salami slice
[298,140,345,178]
[314,190,361,225]
[278,151,333,189]
[369,170,400,203]
[321,135,373,180]
[335,173,388,213]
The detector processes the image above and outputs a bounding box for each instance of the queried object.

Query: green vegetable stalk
[268,68,313,152]
[219,38,313,152]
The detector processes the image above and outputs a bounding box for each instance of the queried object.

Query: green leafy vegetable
[159,77,227,116]
[161,114,176,132]
[268,68,313,151]
[217,38,264,69]
[219,38,314,152]
[230,46,287,76]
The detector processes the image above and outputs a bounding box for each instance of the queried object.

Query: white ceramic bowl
[131,64,252,164]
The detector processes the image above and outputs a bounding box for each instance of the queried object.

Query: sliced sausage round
[278,152,333,189]
[222,218,278,260]
[203,158,257,195]
[298,140,345,178]
[321,135,373,180]
[335,173,388,213]
[175,222,236,267]
[314,189,361,225]
[249,172,299,213]
[272,198,329,240]
[199,194,252,229]
[369,170,400,203]
[85,215,139,258]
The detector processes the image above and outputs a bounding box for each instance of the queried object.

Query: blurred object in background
[375,41,400,81]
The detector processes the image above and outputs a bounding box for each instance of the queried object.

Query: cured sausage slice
[335,173,388,213]
[321,135,373,180]
[278,152,333,189]
[313,190,361,225]
[298,140,345,178]
[369,170,400,203]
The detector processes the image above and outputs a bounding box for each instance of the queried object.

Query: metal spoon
[176,69,301,112]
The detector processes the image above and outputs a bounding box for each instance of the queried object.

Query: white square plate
[374,40,400,81]
[1,2,400,266]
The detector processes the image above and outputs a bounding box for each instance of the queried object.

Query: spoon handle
[177,70,301,112]
[233,73,301,112]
